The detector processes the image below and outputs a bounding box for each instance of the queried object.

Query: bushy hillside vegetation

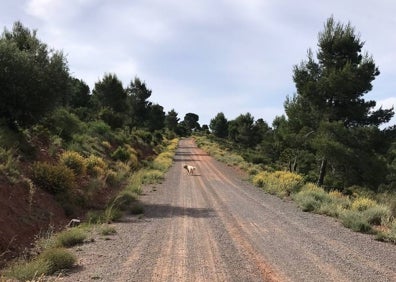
[195,135,396,243]
[0,21,196,268]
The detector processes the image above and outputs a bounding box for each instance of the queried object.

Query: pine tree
[288,17,394,188]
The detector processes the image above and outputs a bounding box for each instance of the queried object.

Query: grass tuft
[100,225,117,236]
[54,228,87,248]
[4,248,75,280]
[339,210,372,233]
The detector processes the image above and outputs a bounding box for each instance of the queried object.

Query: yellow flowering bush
[152,152,173,171]
[352,197,377,211]
[85,155,107,177]
[253,170,303,197]
[166,138,179,151]
[59,151,86,176]
[329,190,344,199]
[32,162,75,194]
[252,171,270,188]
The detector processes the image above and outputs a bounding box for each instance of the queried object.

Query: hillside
[0,128,160,269]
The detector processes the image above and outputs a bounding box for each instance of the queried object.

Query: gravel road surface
[60,138,396,282]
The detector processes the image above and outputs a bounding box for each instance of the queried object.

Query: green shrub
[247,166,260,176]
[318,190,351,217]
[31,162,75,194]
[4,248,75,280]
[49,135,63,156]
[88,120,111,136]
[85,155,107,177]
[293,183,330,212]
[67,134,99,155]
[128,153,139,170]
[142,169,164,184]
[126,172,143,195]
[86,210,105,224]
[345,185,375,199]
[112,190,138,211]
[293,184,352,217]
[104,205,123,222]
[107,161,133,186]
[60,151,86,175]
[105,169,118,186]
[126,181,143,195]
[339,210,372,233]
[152,151,174,171]
[4,257,49,281]
[390,222,396,241]
[54,228,87,247]
[363,205,391,225]
[100,225,117,236]
[376,221,396,243]
[111,146,131,162]
[46,108,83,141]
[40,247,76,274]
[89,166,106,179]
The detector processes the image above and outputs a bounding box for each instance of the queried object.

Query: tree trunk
[292,156,298,172]
[317,158,327,187]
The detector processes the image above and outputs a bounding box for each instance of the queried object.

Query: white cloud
[24,0,91,22]
[376,97,396,111]
[374,97,396,128]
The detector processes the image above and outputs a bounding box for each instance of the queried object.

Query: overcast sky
[1,0,395,127]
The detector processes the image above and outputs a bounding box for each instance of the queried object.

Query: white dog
[183,164,196,175]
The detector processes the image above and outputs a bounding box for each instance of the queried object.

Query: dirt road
[62,138,396,281]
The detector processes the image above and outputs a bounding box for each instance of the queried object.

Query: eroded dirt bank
[60,138,396,282]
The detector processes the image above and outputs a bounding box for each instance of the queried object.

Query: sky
[1,0,395,127]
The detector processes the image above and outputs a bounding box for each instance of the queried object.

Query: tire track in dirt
[195,172,284,281]
[185,178,230,281]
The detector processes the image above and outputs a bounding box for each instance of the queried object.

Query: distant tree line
[209,17,395,192]
[0,21,204,139]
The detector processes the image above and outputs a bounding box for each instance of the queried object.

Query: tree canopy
[285,16,394,188]
[0,21,70,128]
[210,112,228,138]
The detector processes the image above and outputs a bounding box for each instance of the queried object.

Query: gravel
[58,138,396,282]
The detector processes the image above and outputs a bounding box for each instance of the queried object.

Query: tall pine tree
[287,17,394,188]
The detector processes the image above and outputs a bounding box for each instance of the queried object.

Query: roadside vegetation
[2,138,178,280]
[195,135,396,243]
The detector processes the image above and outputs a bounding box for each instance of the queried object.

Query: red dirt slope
[0,176,67,268]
